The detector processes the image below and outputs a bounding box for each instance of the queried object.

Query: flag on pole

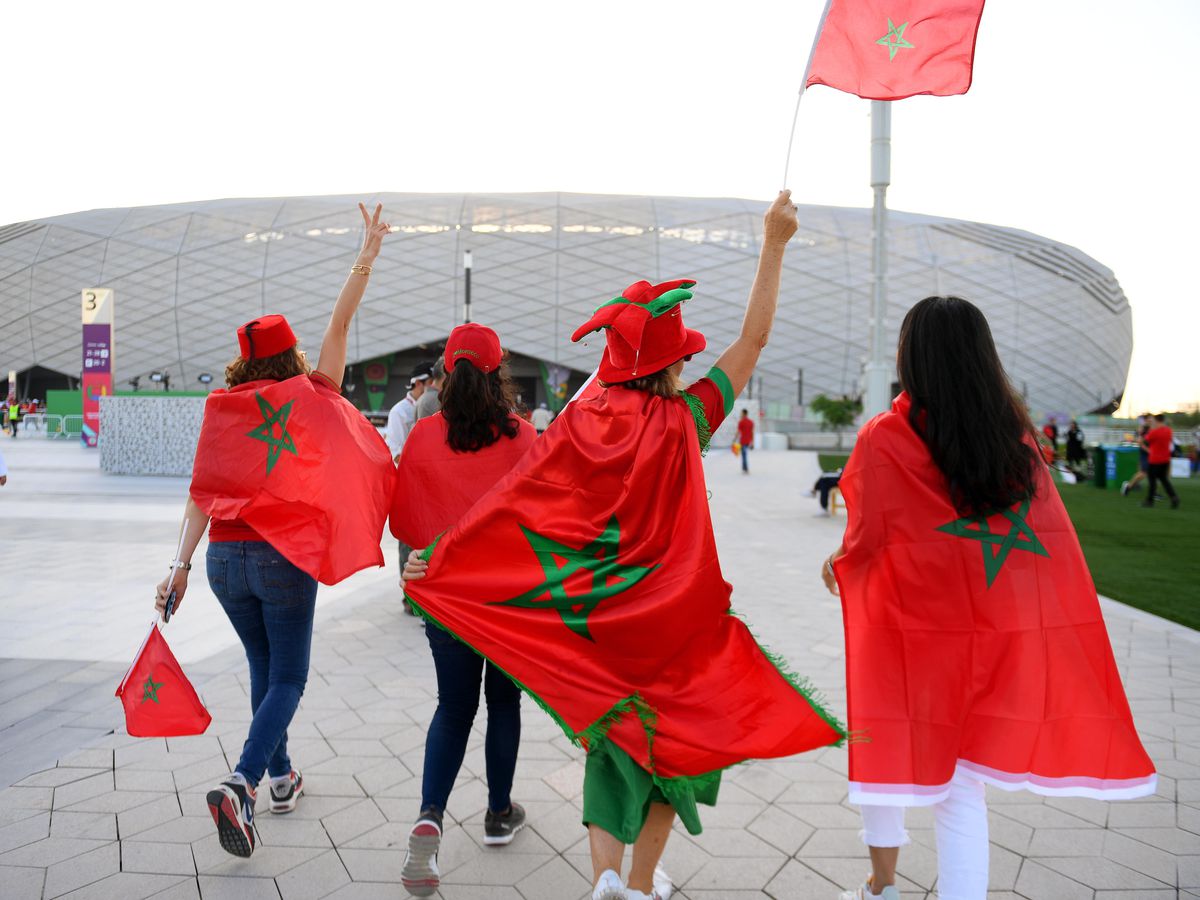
[115,624,212,737]
[805,0,986,101]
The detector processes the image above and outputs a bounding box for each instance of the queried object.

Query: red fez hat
[237,315,297,360]
[445,323,503,373]
[571,279,706,382]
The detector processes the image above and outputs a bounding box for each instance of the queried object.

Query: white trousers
[858,773,990,900]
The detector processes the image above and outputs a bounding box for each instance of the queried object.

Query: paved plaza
[0,438,1197,899]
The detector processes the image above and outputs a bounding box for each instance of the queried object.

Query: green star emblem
[936,497,1050,588]
[876,18,914,61]
[491,516,658,641]
[246,392,297,475]
[141,675,164,704]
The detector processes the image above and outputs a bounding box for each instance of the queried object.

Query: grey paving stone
[42,841,121,897]
[274,849,351,900]
[0,811,49,854]
[48,812,118,841]
[0,836,113,868]
[0,864,47,900]
[514,854,590,900]
[120,840,196,875]
[196,874,282,899]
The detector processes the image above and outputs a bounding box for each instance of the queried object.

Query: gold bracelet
[350,264,372,276]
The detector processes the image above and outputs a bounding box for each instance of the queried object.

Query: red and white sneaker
[206,773,256,858]
[269,769,303,814]
[401,807,443,897]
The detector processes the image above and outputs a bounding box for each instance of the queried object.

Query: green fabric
[583,736,719,843]
[706,367,735,417]
[598,287,694,318]
[681,392,712,457]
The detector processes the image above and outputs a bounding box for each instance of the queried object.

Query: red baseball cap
[445,323,503,373]
[237,314,297,360]
[571,279,706,382]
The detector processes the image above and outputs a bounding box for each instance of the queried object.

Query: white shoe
[652,863,673,899]
[593,869,626,900]
[839,878,900,900]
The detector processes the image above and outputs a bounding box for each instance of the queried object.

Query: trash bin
[1103,445,1141,491]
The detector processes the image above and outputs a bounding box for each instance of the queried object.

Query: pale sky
[2,0,1196,414]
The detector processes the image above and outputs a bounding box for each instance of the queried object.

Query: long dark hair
[439,356,521,452]
[897,296,1040,516]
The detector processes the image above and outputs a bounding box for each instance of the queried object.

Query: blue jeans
[422,621,521,814]
[741,444,750,471]
[207,541,317,788]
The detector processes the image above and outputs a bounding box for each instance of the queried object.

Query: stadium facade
[0,193,1131,418]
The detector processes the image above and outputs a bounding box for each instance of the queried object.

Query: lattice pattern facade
[0,193,1132,415]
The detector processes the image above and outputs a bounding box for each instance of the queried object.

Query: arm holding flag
[154,497,210,619]
[315,202,391,389]
[712,191,799,396]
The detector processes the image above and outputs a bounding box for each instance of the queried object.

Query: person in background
[1065,419,1087,474]
[1122,414,1151,496]
[414,359,445,422]
[530,401,554,434]
[825,296,1157,900]
[387,363,433,462]
[1141,413,1180,509]
[5,400,19,438]
[391,324,537,897]
[736,409,755,473]
[811,469,842,516]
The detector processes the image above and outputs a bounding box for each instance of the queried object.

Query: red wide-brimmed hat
[237,315,297,360]
[571,279,705,382]
[445,323,503,373]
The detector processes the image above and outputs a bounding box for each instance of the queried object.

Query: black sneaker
[269,769,303,814]
[206,774,256,858]
[1171,496,1181,509]
[401,806,443,897]
[483,801,527,846]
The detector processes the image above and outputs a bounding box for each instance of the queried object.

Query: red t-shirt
[737,417,755,446]
[683,368,734,440]
[1144,426,1173,465]
[208,372,341,543]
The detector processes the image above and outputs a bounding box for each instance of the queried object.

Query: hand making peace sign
[357,202,390,264]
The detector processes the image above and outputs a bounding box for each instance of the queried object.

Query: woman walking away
[390,323,536,897]
[155,203,395,858]
[404,191,844,900]
[823,296,1157,900]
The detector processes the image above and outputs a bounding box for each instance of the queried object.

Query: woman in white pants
[821,296,1157,900]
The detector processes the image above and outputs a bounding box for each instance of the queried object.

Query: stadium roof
[0,192,1131,414]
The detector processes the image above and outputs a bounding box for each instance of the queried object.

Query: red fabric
[208,518,264,543]
[835,394,1155,799]
[737,418,755,446]
[1144,426,1173,465]
[684,376,730,435]
[390,413,536,548]
[806,0,985,101]
[115,624,212,737]
[404,385,843,780]
[237,314,296,360]
[190,374,396,585]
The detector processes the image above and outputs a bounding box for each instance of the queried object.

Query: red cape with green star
[190,375,396,585]
[834,393,1156,805]
[403,386,845,790]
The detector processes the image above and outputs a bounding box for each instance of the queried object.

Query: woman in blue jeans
[390,323,536,896]
[155,203,391,858]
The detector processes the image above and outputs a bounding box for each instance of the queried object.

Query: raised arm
[315,202,390,388]
[711,191,799,396]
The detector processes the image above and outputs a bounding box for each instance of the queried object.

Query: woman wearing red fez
[153,203,396,859]
[403,191,845,900]
[388,323,536,896]
[825,297,1157,900]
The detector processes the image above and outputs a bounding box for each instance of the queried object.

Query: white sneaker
[401,809,443,897]
[593,869,626,900]
[839,878,900,900]
[652,863,673,899]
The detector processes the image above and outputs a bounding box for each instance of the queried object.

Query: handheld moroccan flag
[190,374,396,585]
[115,623,212,738]
[805,0,986,100]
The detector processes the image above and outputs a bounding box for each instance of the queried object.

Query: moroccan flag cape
[390,413,536,549]
[190,375,395,585]
[403,387,845,805]
[834,394,1156,805]
[115,623,212,737]
[805,0,986,100]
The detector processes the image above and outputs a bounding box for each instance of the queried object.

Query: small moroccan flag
[116,624,212,738]
[805,0,986,100]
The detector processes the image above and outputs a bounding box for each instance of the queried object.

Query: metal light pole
[463,250,473,324]
[863,100,892,419]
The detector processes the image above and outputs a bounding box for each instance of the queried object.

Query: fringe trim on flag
[727,608,848,744]
[681,392,711,456]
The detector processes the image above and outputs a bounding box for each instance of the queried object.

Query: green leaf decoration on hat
[570,279,697,371]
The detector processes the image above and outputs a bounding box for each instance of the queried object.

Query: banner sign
[82,289,114,448]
